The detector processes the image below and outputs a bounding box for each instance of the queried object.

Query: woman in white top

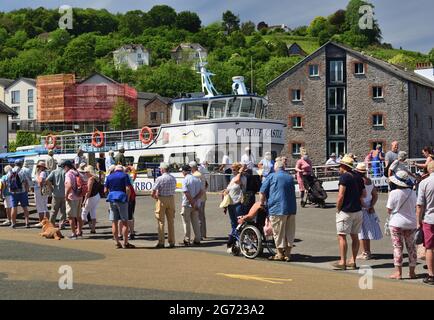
[34,160,50,227]
[355,163,382,260]
[386,170,418,280]
[224,162,247,250]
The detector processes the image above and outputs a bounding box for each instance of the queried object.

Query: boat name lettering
[135,181,154,191]
[235,128,282,138]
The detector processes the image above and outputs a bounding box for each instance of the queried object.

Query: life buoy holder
[139,126,154,145]
[45,134,56,150]
[91,130,104,148]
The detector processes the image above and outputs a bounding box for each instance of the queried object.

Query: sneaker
[25,224,30,229]
[423,276,434,285]
[68,234,78,240]
[179,240,190,246]
[155,243,165,249]
[1,220,11,226]
[34,222,43,228]
[11,224,16,229]
[357,252,372,260]
[168,243,175,248]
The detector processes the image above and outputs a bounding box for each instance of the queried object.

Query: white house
[0,101,17,153]
[171,43,208,70]
[113,44,150,70]
[414,62,434,82]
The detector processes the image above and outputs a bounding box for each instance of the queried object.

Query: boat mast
[197,50,219,97]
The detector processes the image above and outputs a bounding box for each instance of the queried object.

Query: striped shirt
[152,173,177,196]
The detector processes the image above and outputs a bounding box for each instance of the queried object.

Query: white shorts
[336,211,363,235]
[3,195,13,209]
[81,194,100,220]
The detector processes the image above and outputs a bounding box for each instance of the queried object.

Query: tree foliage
[241,21,256,36]
[15,131,39,147]
[148,5,177,27]
[175,11,201,33]
[110,98,135,130]
[222,10,240,34]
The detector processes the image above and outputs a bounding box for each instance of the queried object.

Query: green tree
[222,10,240,34]
[0,27,8,46]
[344,0,381,46]
[15,131,39,147]
[429,48,434,65]
[59,33,96,76]
[148,5,177,27]
[308,16,329,37]
[257,21,268,31]
[328,9,347,33]
[292,26,308,36]
[5,30,28,50]
[175,11,201,33]
[110,98,135,130]
[46,29,71,53]
[229,31,246,48]
[241,21,256,36]
[119,10,150,36]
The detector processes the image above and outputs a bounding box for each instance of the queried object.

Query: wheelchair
[230,221,276,259]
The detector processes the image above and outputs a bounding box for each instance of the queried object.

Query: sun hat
[355,162,367,174]
[389,170,413,188]
[189,161,198,168]
[78,162,87,172]
[348,153,357,160]
[36,160,47,169]
[339,155,354,169]
[84,165,96,176]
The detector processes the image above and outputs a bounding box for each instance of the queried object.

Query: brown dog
[39,218,63,240]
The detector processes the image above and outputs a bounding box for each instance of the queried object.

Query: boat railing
[40,127,160,154]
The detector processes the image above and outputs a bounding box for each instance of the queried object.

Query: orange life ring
[45,134,56,150]
[139,126,154,145]
[91,130,104,148]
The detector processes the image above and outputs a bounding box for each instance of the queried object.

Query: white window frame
[28,89,34,103]
[354,63,364,75]
[328,140,346,157]
[328,87,346,110]
[373,86,383,99]
[28,105,34,120]
[329,60,344,83]
[309,64,319,77]
[292,116,302,128]
[328,114,345,137]
[11,90,20,104]
[292,143,302,155]
[292,89,302,102]
[372,114,384,127]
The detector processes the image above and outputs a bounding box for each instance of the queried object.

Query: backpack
[8,171,23,193]
[74,172,88,197]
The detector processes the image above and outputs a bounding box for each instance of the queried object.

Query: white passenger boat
[3,60,287,192]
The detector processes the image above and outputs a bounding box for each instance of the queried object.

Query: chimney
[415,62,433,70]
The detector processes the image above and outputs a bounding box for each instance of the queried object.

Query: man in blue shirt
[104,165,134,249]
[259,160,296,261]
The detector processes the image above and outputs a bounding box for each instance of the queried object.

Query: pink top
[65,170,81,201]
[296,158,312,176]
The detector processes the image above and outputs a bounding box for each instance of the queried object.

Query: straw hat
[36,160,47,169]
[84,165,96,176]
[78,162,87,172]
[355,162,367,174]
[389,170,412,188]
[339,155,354,169]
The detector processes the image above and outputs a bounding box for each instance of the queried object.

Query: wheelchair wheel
[263,234,276,256]
[239,225,263,259]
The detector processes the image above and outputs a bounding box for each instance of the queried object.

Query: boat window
[209,100,226,119]
[226,98,241,117]
[169,152,196,171]
[180,102,208,121]
[255,99,263,118]
[137,155,164,172]
[240,98,256,118]
[124,156,135,166]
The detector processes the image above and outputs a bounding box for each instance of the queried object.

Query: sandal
[331,261,347,270]
[268,255,285,261]
[346,262,357,270]
[123,243,136,249]
[115,243,123,249]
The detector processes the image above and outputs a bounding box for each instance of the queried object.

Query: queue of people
[1,146,433,286]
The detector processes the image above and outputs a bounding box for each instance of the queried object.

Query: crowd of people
[0,143,433,286]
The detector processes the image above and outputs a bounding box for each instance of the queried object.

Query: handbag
[415,227,424,245]
[263,217,273,237]
[219,193,232,208]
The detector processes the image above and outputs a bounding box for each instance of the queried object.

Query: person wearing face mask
[295,148,313,206]
[258,152,274,181]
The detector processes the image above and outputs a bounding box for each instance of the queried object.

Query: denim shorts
[109,202,129,222]
[11,192,29,208]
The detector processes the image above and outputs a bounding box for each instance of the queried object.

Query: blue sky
[1,0,433,53]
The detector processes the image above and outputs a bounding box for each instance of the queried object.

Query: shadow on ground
[0,239,105,262]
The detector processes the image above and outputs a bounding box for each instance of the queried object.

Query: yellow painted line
[217,273,293,285]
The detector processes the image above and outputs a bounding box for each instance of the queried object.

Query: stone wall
[346,52,410,158]
[267,48,327,167]
[408,83,434,157]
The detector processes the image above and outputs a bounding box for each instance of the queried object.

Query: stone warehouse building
[267,41,434,166]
